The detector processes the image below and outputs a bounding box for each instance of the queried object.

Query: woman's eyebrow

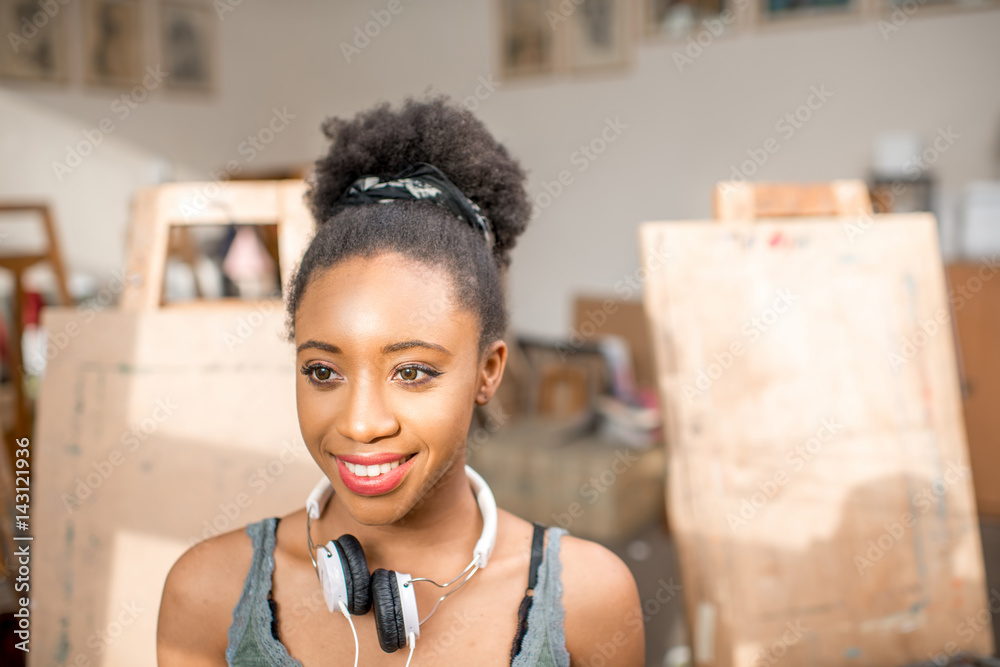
[297,340,341,354]
[295,339,451,356]
[382,340,452,356]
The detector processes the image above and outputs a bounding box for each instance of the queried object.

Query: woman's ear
[475,339,507,405]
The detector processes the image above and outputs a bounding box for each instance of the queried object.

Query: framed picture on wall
[645,0,730,37]
[0,0,70,82]
[566,0,633,72]
[497,0,558,79]
[880,0,1000,16]
[160,1,216,92]
[83,0,144,87]
[762,0,854,20]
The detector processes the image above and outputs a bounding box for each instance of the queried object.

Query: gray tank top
[225,517,570,666]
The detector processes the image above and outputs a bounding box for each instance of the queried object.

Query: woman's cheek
[296,387,330,452]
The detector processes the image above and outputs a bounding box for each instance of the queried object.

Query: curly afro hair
[285,94,532,356]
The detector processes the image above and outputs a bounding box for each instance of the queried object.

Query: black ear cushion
[370,568,406,653]
[334,535,372,615]
[390,574,406,649]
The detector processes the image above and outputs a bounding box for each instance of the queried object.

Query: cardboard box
[466,417,665,542]
[946,262,1000,517]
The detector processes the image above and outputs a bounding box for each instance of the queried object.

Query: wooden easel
[640,187,992,665]
[121,180,313,311]
[32,179,321,666]
[0,203,72,470]
[713,180,873,220]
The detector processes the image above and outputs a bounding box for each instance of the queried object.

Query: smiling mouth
[338,454,415,479]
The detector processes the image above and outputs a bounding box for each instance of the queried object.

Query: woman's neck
[314,458,485,576]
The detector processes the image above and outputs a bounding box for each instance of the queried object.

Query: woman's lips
[334,452,416,496]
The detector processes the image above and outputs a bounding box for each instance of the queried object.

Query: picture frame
[160,1,216,93]
[497,0,558,79]
[566,0,633,72]
[876,0,1000,24]
[761,0,856,22]
[83,0,144,87]
[644,0,730,38]
[0,0,70,83]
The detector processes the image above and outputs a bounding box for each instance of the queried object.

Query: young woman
[157,96,644,666]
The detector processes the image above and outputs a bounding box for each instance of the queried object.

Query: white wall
[2,0,998,337]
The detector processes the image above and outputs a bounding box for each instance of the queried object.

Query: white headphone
[305,465,498,664]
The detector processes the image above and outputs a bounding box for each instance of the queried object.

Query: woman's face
[294,252,499,525]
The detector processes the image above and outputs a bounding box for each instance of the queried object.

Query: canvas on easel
[639,211,993,666]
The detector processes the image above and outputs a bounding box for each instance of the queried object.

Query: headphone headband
[306,464,498,567]
[464,466,497,567]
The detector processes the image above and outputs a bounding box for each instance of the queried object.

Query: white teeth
[343,457,406,478]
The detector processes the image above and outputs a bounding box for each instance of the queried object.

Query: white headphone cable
[404,632,416,667]
[337,600,359,667]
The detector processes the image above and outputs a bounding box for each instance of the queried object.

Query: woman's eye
[394,365,439,384]
[300,364,337,384]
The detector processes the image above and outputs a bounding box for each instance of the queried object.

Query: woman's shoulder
[556,533,645,666]
[156,516,274,665]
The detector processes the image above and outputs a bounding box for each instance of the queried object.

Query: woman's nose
[334,377,399,444]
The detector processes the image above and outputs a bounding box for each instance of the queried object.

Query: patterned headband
[337,162,495,249]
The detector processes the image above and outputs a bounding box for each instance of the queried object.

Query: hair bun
[306,94,531,268]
